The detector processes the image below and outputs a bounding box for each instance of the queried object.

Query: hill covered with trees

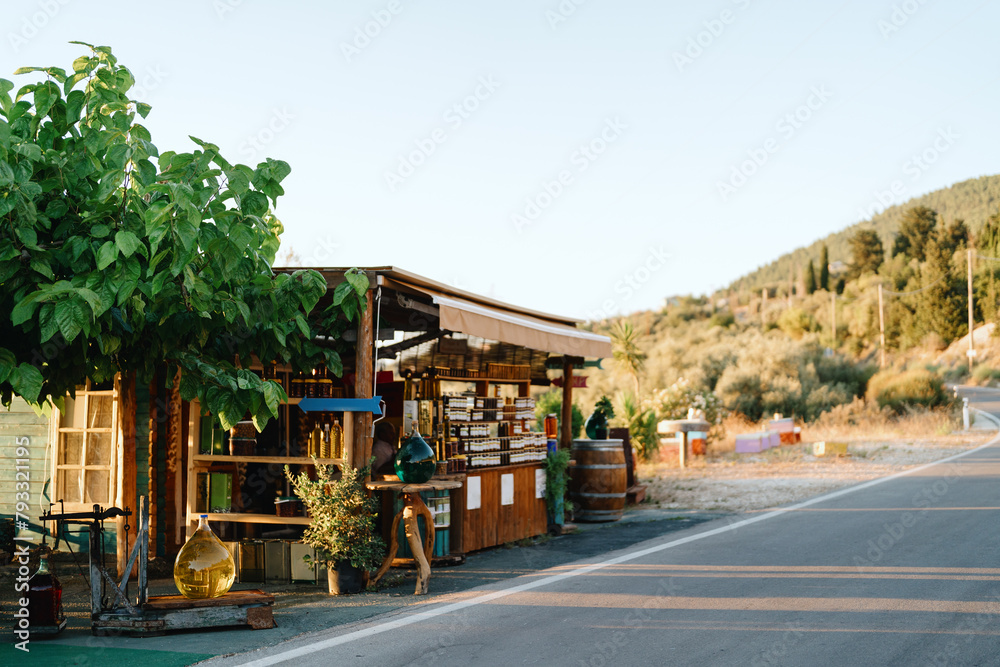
[732,175,1000,291]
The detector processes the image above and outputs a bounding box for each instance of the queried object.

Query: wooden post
[878,284,886,370]
[968,248,975,366]
[353,288,375,469]
[118,371,138,578]
[560,358,575,450]
[761,288,767,327]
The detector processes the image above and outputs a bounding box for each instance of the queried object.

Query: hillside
[730,175,1000,291]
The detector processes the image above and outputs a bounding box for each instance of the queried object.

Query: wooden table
[366,479,462,594]
[657,419,710,469]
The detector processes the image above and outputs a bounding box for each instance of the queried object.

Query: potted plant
[285,461,386,594]
[544,448,572,531]
[585,396,615,440]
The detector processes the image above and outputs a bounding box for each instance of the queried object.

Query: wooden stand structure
[366,479,462,595]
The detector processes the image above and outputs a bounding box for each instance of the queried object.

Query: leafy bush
[777,308,817,339]
[865,369,952,413]
[614,392,659,461]
[708,312,735,328]
[285,462,385,571]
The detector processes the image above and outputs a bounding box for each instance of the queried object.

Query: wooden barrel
[569,439,627,522]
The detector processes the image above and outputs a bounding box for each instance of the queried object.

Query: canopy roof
[289,266,612,359]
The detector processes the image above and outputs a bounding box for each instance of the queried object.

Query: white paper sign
[501,473,514,506]
[535,468,546,499]
[467,476,481,510]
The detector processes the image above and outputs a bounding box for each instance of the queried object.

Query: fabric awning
[430,293,612,359]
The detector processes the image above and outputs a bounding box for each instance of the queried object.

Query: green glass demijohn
[394,429,436,483]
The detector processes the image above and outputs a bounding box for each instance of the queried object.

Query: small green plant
[585,395,615,438]
[544,448,572,519]
[285,461,386,571]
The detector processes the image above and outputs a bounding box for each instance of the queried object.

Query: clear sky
[3,0,998,321]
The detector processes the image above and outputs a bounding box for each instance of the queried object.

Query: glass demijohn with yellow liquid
[174,515,236,599]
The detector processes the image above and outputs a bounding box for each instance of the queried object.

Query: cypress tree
[805,260,817,294]
[819,245,830,291]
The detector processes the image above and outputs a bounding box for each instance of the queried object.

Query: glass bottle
[320,419,332,459]
[309,419,322,458]
[332,418,344,459]
[174,515,236,599]
[544,413,558,440]
[28,550,63,627]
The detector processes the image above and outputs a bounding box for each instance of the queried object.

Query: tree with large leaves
[0,43,366,430]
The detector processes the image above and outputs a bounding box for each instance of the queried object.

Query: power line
[880,276,945,297]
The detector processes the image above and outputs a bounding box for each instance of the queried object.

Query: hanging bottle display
[174,515,236,599]
[28,550,64,628]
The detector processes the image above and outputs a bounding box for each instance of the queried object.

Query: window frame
[50,378,121,511]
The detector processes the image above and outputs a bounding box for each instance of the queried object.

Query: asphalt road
[207,395,1000,667]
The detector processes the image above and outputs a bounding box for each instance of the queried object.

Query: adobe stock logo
[716,85,832,202]
[672,0,753,73]
[511,117,627,233]
[7,0,73,53]
[384,76,501,192]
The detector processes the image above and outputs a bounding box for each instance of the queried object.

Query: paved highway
[208,395,1000,667]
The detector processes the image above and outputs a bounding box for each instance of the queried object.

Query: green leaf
[96,241,118,270]
[15,226,38,248]
[10,294,40,326]
[54,300,84,342]
[294,313,311,338]
[10,363,44,402]
[115,230,141,257]
[332,281,353,307]
[45,199,68,219]
[91,223,110,238]
[345,270,369,296]
[38,303,58,343]
[135,102,151,118]
[241,191,268,217]
[262,380,282,419]
[34,82,57,118]
[76,288,104,316]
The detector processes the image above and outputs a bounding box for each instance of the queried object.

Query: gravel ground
[639,431,993,513]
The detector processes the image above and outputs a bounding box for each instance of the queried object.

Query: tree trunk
[118,370,138,578]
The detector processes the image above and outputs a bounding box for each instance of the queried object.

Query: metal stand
[42,496,275,636]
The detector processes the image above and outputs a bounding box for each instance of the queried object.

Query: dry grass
[640,404,991,513]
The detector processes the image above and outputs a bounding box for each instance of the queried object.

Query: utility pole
[878,284,886,369]
[968,247,976,366]
[831,292,837,348]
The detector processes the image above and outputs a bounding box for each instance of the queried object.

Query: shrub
[777,308,817,339]
[865,369,952,413]
[971,365,1000,386]
[709,312,735,329]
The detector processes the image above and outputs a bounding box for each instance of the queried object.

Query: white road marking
[230,409,1000,666]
